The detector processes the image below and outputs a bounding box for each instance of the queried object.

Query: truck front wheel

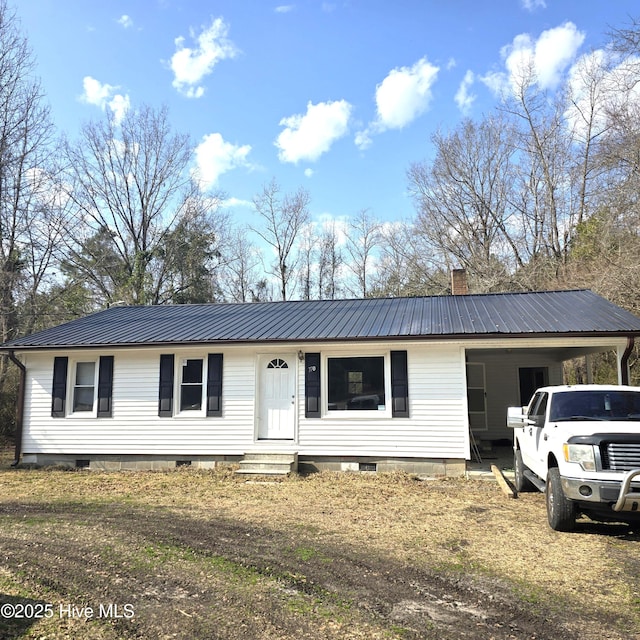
[546,467,577,532]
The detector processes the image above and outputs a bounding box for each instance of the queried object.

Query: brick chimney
[451,269,468,295]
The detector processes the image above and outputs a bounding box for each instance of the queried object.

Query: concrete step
[235,451,298,476]
[242,452,297,464]
[237,462,294,473]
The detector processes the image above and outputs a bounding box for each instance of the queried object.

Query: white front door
[258,355,296,440]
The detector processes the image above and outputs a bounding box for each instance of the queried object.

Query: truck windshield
[549,390,640,421]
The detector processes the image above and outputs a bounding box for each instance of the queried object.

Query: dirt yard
[0,453,639,639]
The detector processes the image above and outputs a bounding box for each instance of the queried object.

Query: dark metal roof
[5,289,640,350]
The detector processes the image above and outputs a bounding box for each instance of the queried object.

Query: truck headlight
[563,443,596,471]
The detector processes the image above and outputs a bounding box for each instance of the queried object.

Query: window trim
[71,360,98,415]
[178,357,205,414]
[323,352,392,418]
[66,358,100,418]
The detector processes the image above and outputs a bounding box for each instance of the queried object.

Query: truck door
[521,391,548,477]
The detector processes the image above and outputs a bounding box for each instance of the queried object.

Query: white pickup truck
[508,385,640,531]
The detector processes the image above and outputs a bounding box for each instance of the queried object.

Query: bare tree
[316,218,343,300]
[251,178,310,301]
[219,225,267,302]
[408,116,520,291]
[499,61,585,286]
[0,0,69,440]
[0,0,60,342]
[297,223,316,301]
[563,20,640,314]
[62,105,224,305]
[372,221,449,297]
[344,208,381,298]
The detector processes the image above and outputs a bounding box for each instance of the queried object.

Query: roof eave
[3,329,639,352]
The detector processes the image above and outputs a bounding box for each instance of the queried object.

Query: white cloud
[107,93,131,125]
[275,5,295,13]
[483,22,585,95]
[118,14,133,29]
[81,76,112,106]
[275,99,352,163]
[222,196,254,210]
[304,168,314,178]
[375,57,439,129]
[356,57,439,148]
[192,132,252,191]
[80,76,130,125]
[521,0,546,11]
[170,17,238,98]
[455,70,476,114]
[534,22,585,88]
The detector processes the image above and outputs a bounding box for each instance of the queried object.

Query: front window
[327,356,385,411]
[180,359,203,411]
[73,361,96,412]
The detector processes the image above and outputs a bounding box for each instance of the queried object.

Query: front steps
[236,452,298,477]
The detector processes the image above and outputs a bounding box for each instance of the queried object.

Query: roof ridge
[97,288,594,310]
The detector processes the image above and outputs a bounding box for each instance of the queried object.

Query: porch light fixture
[298,350,304,361]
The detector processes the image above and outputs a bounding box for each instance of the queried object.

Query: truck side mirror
[507,406,526,429]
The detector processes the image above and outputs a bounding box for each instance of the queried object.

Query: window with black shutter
[159,353,224,417]
[391,350,409,417]
[97,356,114,418]
[305,353,321,418]
[158,354,175,417]
[206,354,223,417]
[51,357,68,418]
[51,355,114,417]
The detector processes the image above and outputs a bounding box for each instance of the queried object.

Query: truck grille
[602,443,640,471]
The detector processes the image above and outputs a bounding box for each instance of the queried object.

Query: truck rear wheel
[546,467,577,532]
[514,449,535,492]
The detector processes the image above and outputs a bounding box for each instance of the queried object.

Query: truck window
[550,390,640,421]
[528,392,547,419]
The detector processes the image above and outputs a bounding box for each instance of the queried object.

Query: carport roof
[4,289,640,350]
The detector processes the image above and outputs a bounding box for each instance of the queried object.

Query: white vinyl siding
[22,348,256,456]
[20,343,469,460]
[297,344,468,460]
[25,338,626,461]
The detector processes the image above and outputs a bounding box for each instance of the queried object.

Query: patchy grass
[0,464,639,639]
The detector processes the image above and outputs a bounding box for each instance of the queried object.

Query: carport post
[618,337,635,386]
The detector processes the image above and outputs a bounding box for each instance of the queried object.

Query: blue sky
[16,0,640,229]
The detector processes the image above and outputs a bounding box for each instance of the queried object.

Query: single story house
[3,286,640,476]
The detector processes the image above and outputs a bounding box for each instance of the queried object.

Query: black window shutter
[51,356,68,417]
[158,354,175,417]
[97,356,114,418]
[305,353,321,418]
[206,353,223,417]
[391,350,409,418]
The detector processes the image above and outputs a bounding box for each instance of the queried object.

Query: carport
[464,336,635,446]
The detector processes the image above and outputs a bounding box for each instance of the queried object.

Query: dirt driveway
[0,464,639,639]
